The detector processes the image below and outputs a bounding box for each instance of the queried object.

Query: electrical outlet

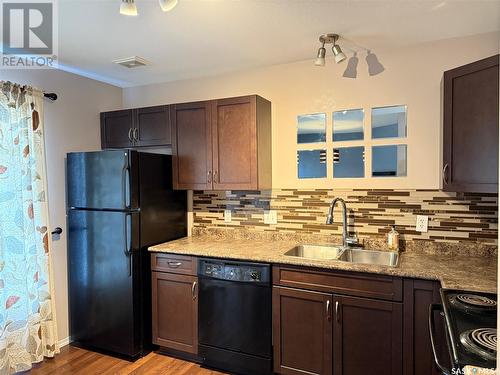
[264,210,278,225]
[224,210,232,223]
[416,215,429,232]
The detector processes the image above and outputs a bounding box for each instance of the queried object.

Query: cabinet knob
[128,128,133,142]
[207,171,212,183]
[214,170,218,183]
[133,128,139,141]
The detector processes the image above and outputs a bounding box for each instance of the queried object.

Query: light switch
[264,210,278,225]
[224,210,232,223]
[416,215,429,232]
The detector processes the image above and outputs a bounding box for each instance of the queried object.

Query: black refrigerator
[66,150,187,359]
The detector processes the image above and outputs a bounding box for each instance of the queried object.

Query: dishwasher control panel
[199,259,270,283]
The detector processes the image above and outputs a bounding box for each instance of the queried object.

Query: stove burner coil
[455,294,497,308]
[460,328,497,361]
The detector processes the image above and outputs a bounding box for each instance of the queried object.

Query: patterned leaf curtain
[0,81,58,373]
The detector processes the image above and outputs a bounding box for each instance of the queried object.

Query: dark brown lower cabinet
[151,271,198,354]
[273,287,402,375]
[273,287,332,375]
[333,295,402,375]
[403,279,446,375]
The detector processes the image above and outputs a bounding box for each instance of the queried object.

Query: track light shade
[120,0,138,16]
[159,0,178,12]
[366,51,385,76]
[315,47,326,66]
[332,44,346,63]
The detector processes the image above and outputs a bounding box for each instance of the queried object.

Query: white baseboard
[58,336,70,349]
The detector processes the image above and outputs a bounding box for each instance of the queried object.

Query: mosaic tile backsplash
[192,189,498,248]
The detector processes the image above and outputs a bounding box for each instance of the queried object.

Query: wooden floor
[25,345,227,374]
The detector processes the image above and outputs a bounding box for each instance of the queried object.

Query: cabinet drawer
[151,253,197,275]
[273,265,402,302]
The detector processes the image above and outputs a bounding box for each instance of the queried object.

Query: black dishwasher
[198,258,272,375]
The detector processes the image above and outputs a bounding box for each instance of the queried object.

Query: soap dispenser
[387,225,400,251]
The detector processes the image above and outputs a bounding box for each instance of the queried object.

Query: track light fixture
[332,44,346,63]
[120,0,138,16]
[315,44,326,66]
[120,0,178,16]
[159,0,178,12]
[314,34,346,67]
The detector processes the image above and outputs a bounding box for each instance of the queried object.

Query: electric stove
[430,289,497,374]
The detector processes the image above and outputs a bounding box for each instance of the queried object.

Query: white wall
[0,69,122,343]
[123,32,499,190]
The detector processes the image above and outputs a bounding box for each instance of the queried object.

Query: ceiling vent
[113,56,150,68]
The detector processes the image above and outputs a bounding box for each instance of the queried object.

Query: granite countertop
[149,236,497,293]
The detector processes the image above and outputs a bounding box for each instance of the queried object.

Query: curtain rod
[43,92,57,101]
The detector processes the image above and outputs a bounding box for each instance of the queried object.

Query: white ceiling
[57,0,500,87]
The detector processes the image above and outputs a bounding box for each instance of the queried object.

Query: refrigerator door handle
[122,158,131,210]
[124,213,132,277]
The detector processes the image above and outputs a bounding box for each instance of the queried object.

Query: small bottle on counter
[387,225,400,251]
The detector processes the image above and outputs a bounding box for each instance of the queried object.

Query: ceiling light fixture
[314,34,346,67]
[366,51,385,76]
[159,0,178,12]
[315,43,326,66]
[120,0,138,16]
[332,44,346,63]
[120,0,178,16]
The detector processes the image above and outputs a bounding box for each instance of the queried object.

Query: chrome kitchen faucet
[326,197,358,248]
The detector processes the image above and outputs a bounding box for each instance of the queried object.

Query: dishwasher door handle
[429,304,451,375]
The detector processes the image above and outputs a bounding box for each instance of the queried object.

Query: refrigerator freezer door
[67,209,141,357]
[67,150,139,210]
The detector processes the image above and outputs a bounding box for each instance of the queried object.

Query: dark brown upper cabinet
[171,101,213,190]
[100,109,134,148]
[443,55,499,193]
[100,105,171,149]
[134,106,170,147]
[171,95,272,190]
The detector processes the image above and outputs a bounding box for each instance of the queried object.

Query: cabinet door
[443,55,499,193]
[212,96,258,190]
[403,279,447,375]
[135,105,171,146]
[333,295,402,375]
[171,102,213,190]
[273,286,332,375]
[100,110,133,149]
[151,272,198,354]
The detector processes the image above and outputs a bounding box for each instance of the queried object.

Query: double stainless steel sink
[284,244,399,267]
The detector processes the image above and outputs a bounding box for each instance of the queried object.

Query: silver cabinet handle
[133,128,139,141]
[128,128,133,142]
[192,281,197,300]
[207,170,212,183]
[326,300,331,321]
[443,163,449,185]
[335,301,340,322]
[214,170,218,183]
[167,261,182,268]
